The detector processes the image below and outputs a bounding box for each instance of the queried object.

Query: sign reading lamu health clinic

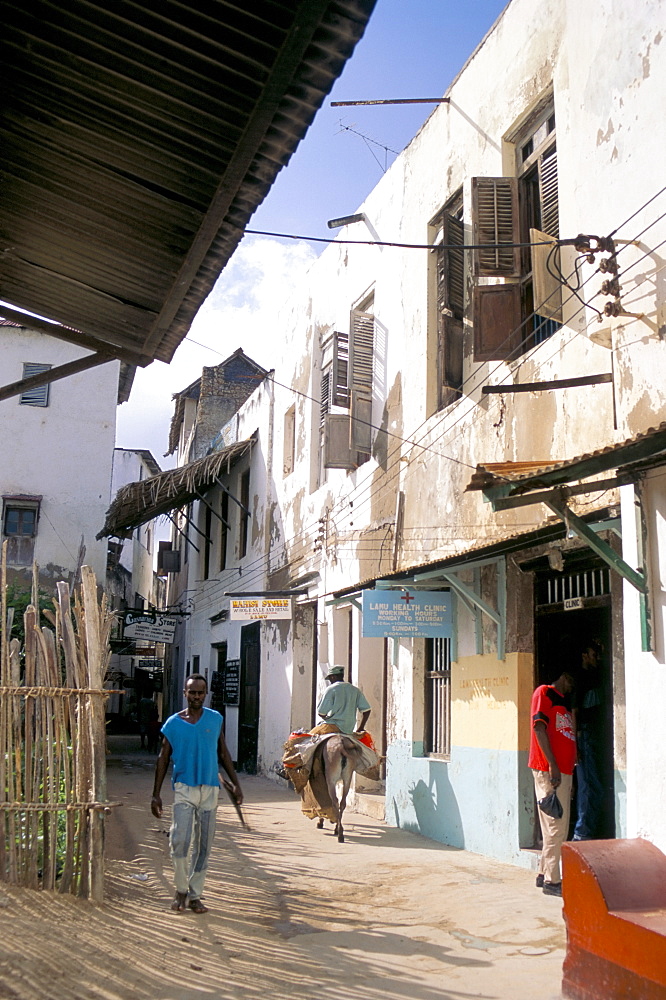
[229,598,292,621]
[362,590,452,638]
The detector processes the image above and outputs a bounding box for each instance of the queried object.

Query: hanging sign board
[362,589,453,638]
[223,659,241,705]
[123,611,178,644]
[229,598,292,621]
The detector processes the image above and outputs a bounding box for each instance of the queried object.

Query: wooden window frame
[322,306,375,470]
[431,191,465,408]
[239,470,250,558]
[219,492,229,571]
[471,103,559,361]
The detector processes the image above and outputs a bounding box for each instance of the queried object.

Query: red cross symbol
[400,591,415,604]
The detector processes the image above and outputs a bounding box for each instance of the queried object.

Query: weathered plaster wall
[385,650,536,864]
[110,449,159,605]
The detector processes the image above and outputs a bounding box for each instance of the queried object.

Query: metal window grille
[538,566,611,606]
[425,637,452,756]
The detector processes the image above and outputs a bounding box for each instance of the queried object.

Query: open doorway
[238,622,260,773]
[534,561,615,841]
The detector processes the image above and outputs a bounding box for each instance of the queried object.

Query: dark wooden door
[238,622,260,773]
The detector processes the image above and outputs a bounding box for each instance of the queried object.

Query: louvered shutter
[331,331,349,407]
[323,414,355,469]
[472,177,520,277]
[319,368,331,428]
[435,212,465,319]
[530,228,562,321]
[19,363,52,406]
[349,309,374,455]
[473,285,522,361]
[446,214,465,318]
[539,148,559,239]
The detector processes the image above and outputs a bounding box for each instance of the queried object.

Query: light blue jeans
[170,783,218,900]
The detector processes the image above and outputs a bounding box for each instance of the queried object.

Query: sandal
[189,898,208,914]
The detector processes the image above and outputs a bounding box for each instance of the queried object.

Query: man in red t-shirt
[529,669,577,897]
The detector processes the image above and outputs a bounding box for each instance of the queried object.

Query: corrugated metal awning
[1,0,376,367]
[467,422,666,494]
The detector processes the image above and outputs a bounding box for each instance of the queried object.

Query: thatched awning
[97,440,254,539]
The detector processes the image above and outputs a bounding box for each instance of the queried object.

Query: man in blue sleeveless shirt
[151,674,242,913]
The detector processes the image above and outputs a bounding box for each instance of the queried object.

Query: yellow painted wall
[452,652,534,752]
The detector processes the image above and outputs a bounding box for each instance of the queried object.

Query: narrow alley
[0,737,565,1000]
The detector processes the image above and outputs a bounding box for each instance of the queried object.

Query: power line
[244,229,560,250]
[176,188,665,593]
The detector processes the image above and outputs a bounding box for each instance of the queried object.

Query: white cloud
[115,237,317,466]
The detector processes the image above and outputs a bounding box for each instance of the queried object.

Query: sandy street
[0,738,566,1000]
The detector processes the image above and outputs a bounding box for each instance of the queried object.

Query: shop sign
[123,611,178,644]
[229,598,292,621]
[362,589,452,638]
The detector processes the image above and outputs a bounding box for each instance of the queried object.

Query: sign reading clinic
[229,598,293,621]
[362,589,453,638]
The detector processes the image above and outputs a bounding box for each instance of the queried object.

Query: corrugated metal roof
[468,422,666,492]
[0,0,376,366]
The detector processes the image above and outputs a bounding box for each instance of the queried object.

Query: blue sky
[117,0,508,461]
[251,0,508,247]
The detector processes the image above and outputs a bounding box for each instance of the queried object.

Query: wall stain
[597,119,615,145]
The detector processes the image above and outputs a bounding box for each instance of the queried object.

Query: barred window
[425,637,451,756]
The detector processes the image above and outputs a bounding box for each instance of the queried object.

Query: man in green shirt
[317,665,371,734]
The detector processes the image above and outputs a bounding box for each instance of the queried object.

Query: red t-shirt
[528,684,576,775]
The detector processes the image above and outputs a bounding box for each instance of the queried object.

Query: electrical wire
[179,224,662,601]
[245,229,562,250]
[175,190,665,596]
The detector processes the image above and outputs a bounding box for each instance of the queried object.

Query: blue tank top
[162,708,223,787]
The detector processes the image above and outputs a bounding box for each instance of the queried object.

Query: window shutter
[442,214,465,318]
[435,213,465,319]
[350,390,372,454]
[319,368,331,427]
[539,148,559,239]
[323,413,354,469]
[473,284,522,361]
[349,310,374,394]
[472,177,520,277]
[331,331,349,407]
[439,317,464,407]
[530,228,562,321]
[349,309,374,456]
[19,363,52,406]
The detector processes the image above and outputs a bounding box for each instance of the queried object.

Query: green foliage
[2,582,52,648]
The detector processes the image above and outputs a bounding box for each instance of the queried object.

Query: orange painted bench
[562,838,666,1000]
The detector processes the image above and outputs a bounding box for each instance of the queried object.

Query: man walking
[316,665,371,734]
[529,668,577,897]
[151,673,242,913]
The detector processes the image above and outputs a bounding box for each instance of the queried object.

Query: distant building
[0,319,132,591]
[105,448,167,728]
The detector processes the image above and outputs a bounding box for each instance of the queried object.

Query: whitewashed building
[0,319,131,591]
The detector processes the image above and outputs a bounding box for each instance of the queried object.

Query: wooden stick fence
[0,543,117,901]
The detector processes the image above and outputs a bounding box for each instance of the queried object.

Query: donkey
[315,734,366,843]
